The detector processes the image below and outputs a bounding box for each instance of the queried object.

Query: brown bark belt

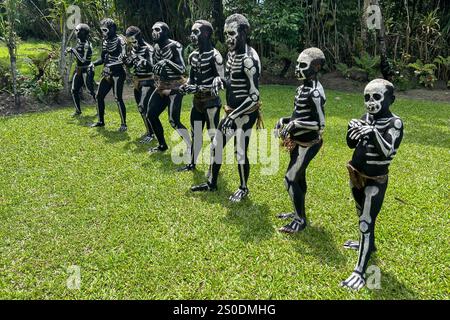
[282,136,322,152]
[346,162,388,190]
[155,77,186,95]
[223,102,264,129]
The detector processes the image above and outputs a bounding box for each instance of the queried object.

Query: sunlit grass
[0,85,448,299]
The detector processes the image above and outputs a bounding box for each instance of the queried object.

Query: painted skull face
[75,24,89,42]
[100,19,116,40]
[224,22,239,51]
[190,23,202,46]
[127,35,139,49]
[295,52,312,80]
[75,25,81,37]
[295,48,325,80]
[364,79,394,114]
[152,23,168,43]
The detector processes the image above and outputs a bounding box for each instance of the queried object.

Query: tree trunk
[373,0,394,81]
[7,0,20,110]
[8,45,20,109]
[212,0,225,43]
[59,16,70,95]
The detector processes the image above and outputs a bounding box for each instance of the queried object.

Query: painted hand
[221,116,235,135]
[212,77,224,96]
[280,121,294,140]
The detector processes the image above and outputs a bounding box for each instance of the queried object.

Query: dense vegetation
[1,0,449,109]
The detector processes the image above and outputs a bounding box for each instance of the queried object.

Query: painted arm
[212,50,225,96]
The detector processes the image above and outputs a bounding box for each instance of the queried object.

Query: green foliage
[433,55,450,82]
[353,52,380,80]
[408,59,438,88]
[335,63,350,78]
[0,86,448,299]
[18,45,62,101]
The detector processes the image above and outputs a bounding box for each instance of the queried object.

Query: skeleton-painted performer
[124,26,155,143]
[178,20,224,172]
[341,79,403,290]
[66,23,96,116]
[191,14,263,203]
[275,48,326,233]
[91,18,128,132]
[146,22,190,153]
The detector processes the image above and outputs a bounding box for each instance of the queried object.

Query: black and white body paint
[191,14,261,203]
[146,22,191,153]
[91,18,128,131]
[66,23,96,116]
[178,20,225,172]
[125,26,155,142]
[275,48,326,233]
[341,79,403,290]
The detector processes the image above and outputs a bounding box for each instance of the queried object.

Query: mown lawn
[0,85,448,299]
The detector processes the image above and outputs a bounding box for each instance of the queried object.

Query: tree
[0,0,22,109]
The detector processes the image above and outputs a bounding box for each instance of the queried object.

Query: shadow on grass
[186,174,275,243]
[141,149,180,173]
[367,255,419,299]
[94,127,131,144]
[287,224,347,267]
[123,138,157,154]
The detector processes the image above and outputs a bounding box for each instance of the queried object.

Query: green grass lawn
[0,40,54,76]
[0,85,449,299]
[0,40,104,82]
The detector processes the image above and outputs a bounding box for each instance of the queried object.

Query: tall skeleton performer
[66,23,96,116]
[275,48,326,233]
[124,26,156,143]
[178,20,224,172]
[146,22,191,153]
[191,14,262,203]
[341,79,403,290]
[91,18,128,132]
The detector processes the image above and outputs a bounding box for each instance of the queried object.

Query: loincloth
[347,162,388,189]
[223,102,264,129]
[154,77,186,95]
[193,93,221,113]
[282,136,322,152]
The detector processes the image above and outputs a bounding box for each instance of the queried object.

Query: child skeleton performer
[341,79,403,291]
[275,48,326,233]
[178,20,224,172]
[191,14,262,203]
[66,23,96,116]
[91,18,128,132]
[124,26,156,143]
[146,22,191,153]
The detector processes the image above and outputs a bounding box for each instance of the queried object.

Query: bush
[408,59,438,88]
[18,45,62,102]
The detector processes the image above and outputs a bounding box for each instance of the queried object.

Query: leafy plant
[336,63,350,78]
[433,55,450,82]
[408,59,437,88]
[353,52,380,80]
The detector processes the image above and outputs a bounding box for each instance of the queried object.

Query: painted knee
[359,220,371,234]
